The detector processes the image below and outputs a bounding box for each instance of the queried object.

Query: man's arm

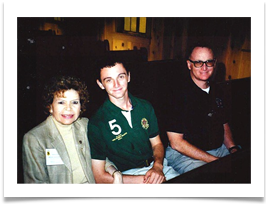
[125,135,166,184]
[223,123,238,153]
[167,131,218,163]
[92,136,166,184]
[92,159,145,184]
[92,159,115,183]
[143,135,166,184]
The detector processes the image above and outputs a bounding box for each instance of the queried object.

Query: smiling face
[97,62,130,103]
[50,89,81,125]
[187,47,215,88]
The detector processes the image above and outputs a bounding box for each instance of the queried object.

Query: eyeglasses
[188,59,216,68]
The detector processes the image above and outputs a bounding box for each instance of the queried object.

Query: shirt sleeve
[165,90,185,134]
[22,133,49,183]
[87,121,107,160]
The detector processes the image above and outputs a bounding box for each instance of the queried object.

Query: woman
[22,76,122,183]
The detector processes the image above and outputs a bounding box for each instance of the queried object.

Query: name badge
[46,149,64,165]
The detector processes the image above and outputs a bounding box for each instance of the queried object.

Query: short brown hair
[43,76,89,115]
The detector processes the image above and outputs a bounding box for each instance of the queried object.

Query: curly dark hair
[43,76,89,116]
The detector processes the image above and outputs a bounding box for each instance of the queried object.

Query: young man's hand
[143,164,165,184]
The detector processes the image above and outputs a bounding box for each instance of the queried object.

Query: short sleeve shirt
[166,75,228,151]
[88,93,159,171]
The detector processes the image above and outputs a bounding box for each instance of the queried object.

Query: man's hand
[143,163,165,184]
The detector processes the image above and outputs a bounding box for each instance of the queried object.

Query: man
[165,44,241,174]
[88,59,179,184]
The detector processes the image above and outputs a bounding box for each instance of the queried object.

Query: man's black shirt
[166,74,228,151]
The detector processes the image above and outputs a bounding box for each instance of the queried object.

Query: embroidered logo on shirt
[112,132,127,141]
[215,98,223,108]
[141,118,149,129]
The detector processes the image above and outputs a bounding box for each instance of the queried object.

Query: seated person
[165,43,241,174]
[22,75,120,183]
[88,58,179,184]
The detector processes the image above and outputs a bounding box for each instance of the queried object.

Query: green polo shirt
[88,93,159,171]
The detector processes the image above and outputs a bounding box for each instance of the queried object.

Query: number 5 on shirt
[109,119,122,135]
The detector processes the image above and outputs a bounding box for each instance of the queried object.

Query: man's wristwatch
[228,145,241,153]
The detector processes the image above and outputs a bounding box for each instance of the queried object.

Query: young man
[88,59,179,184]
[165,44,241,174]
